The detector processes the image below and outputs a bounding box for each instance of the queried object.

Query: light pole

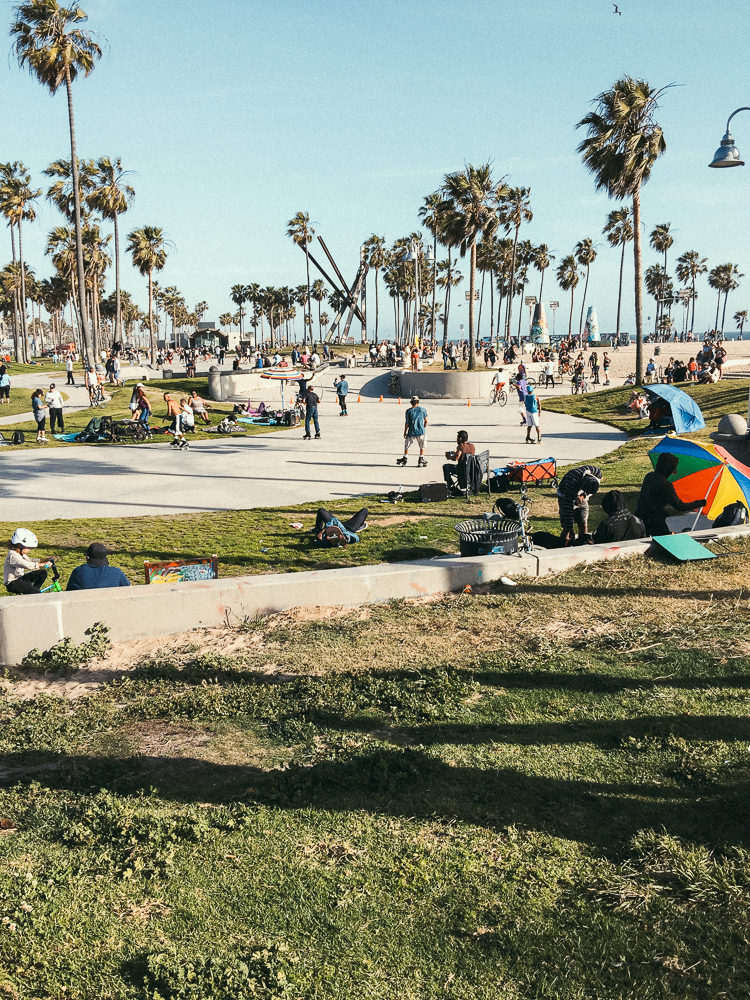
[709,108,750,167]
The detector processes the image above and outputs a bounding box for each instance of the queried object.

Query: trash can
[454,516,521,556]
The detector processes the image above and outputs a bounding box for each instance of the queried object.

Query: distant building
[189,322,228,351]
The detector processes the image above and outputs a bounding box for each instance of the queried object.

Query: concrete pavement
[0,366,625,520]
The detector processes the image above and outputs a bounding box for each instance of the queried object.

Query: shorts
[558,497,588,532]
[405,435,425,451]
[35,417,46,431]
[525,412,540,427]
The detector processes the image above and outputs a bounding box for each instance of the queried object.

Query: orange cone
[467,398,471,407]
[358,394,361,403]
[398,397,401,405]
[379,394,383,402]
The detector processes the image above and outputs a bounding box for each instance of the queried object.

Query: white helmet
[11,528,38,548]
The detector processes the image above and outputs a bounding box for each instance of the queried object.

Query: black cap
[85,542,110,564]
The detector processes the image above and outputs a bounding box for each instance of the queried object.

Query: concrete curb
[2,523,749,666]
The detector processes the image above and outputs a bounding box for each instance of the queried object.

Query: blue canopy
[644,384,705,433]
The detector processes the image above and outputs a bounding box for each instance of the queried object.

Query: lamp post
[709,108,750,167]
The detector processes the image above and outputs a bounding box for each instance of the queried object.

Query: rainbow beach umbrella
[648,436,750,524]
[259,366,303,409]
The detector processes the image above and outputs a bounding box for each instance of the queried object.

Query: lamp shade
[709,132,744,168]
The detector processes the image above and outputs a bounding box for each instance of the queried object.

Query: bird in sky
[613,3,622,12]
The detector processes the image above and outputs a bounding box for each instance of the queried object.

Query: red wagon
[502,457,558,488]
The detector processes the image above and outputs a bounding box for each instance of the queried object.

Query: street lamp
[709,107,750,167]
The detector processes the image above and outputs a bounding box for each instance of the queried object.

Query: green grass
[1,543,749,997]
[0,377,285,449]
[543,377,750,438]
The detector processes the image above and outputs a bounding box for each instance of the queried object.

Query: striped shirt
[557,465,602,503]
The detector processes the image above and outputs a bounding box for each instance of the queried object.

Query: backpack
[11,430,24,445]
[713,502,748,528]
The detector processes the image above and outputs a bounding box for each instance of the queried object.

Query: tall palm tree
[436,257,462,349]
[532,243,553,302]
[649,223,674,334]
[573,238,597,339]
[675,250,707,336]
[126,226,168,363]
[556,255,582,337]
[418,192,445,344]
[88,157,134,345]
[645,264,671,335]
[12,0,102,363]
[497,186,532,341]
[577,76,669,383]
[708,265,726,333]
[439,163,503,370]
[310,278,327,341]
[230,284,246,336]
[0,162,40,361]
[287,211,314,335]
[734,309,747,337]
[602,206,633,342]
[363,235,387,344]
[717,263,743,332]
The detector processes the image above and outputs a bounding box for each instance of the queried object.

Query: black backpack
[11,430,24,445]
[713,502,748,528]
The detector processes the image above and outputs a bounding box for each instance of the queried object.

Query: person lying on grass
[312,508,368,546]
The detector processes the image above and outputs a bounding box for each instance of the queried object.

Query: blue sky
[3,0,750,336]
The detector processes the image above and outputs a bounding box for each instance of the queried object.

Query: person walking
[334,376,348,415]
[449,343,458,369]
[524,384,542,444]
[602,351,611,386]
[302,384,321,439]
[543,357,555,388]
[0,366,9,405]
[397,395,428,467]
[45,383,64,434]
[65,354,75,386]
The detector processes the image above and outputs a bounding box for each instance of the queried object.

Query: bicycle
[488,383,508,406]
[40,561,63,594]
[88,383,106,408]
[493,485,534,552]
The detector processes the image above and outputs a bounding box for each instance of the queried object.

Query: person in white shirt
[310,351,320,368]
[66,355,75,386]
[45,383,65,434]
[4,528,55,595]
[543,358,555,388]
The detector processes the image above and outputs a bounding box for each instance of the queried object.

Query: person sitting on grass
[592,491,646,543]
[189,389,213,424]
[635,452,705,537]
[312,507,368,546]
[66,542,130,591]
[135,384,151,429]
[3,528,55,595]
[443,430,476,493]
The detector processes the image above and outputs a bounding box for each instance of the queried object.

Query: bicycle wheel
[498,390,508,407]
[488,390,497,405]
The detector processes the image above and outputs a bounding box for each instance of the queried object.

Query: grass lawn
[0,377,285,450]
[0,542,748,997]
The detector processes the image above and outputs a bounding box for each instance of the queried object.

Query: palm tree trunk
[505,228,519,339]
[148,270,155,363]
[539,268,546,302]
[442,250,452,351]
[9,224,21,363]
[374,268,380,345]
[690,278,697,334]
[632,189,644,385]
[721,291,730,332]
[64,69,93,364]
[477,270,485,339]
[714,291,721,333]
[615,241,625,340]
[430,232,437,346]
[489,270,495,343]
[468,241,477,370]
[578,266,590,336]
[114,211,122,344]
[568,289,575,336]
[305,245,312,339]
[17,220,29,363]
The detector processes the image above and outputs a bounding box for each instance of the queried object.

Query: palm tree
[532,244,553,302]
[287,211,314,335]
[574,238,597,338]
[734,309,747,338]
[577,76,669,383]
[602,206,633,342]
[708,265,726,333]
[231,284,246,336]
[88,157,134,344]
[310,278,327,341]
[715,263,743,332]
[557,255,582,336]
[418,192,445,344]
[126,226,168,363]
[436,257,462,349]
[649,223,674,334]
[497,186,531,341]
[645,264,671,335]
[675,250,707,335]
[363,235,387,344]
[12,0,102,363]
[0,162,40,361]
[439,164,503,370]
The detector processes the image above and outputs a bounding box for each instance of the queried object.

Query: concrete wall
[3,523,748,666]
[208,368,270,402]
[399,369,495,399]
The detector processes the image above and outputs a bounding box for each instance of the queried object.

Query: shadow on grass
[2,744,747,855]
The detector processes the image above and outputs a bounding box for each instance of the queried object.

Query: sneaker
[418,457,428,468]
[396,456,407,466]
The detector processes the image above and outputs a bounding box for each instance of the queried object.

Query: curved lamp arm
[726,107,750,133]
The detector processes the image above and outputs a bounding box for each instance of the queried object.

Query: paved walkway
[0,367,626,520]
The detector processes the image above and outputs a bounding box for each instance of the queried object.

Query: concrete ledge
[399,369,494,399]
[2,524,748,666]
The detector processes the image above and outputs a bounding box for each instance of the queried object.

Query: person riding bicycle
[3,529,55,595]
[490,368,506,401]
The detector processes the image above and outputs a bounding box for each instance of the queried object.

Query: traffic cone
[357,394,361,403]
[379,394,383,402]
[467,398,471,407]
[398,397,401,405]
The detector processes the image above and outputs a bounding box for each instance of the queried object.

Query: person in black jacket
[593,491,646,543]
[635,452,705,536]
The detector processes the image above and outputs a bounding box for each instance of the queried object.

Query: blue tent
[644,384,705,433]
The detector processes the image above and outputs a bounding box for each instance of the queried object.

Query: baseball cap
[410,395,419,404]
[85,542,110,564]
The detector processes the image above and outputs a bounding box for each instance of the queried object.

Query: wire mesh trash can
[454,516,521,556]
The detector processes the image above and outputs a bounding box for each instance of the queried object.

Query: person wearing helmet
[3,529,54,595]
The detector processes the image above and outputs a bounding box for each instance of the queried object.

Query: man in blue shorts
[397,395,428,467]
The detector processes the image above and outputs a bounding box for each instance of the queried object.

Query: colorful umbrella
[648,436,750,524]
[259,366,303,409]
